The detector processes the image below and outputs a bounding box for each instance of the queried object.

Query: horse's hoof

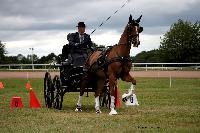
[109,109,117,115]
[96,110,102,114]
[75,108,82,112]
[75,105,82,112]
[122,97,127,102]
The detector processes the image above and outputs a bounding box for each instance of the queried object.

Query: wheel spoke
[52,75,63,109]
[44,72,53,108]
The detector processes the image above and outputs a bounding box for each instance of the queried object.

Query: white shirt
[79,33,84,44]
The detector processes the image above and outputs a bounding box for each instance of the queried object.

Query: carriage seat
[62,44,71,60]
[62,44,88,67]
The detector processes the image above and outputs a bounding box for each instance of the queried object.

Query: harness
[88,46,132,79]
[97,46,113,68]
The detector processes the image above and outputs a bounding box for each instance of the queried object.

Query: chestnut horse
[75,15,143,115]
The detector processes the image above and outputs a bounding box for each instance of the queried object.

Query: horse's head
[127,14,143,47]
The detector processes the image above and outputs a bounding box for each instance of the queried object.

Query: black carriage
[43,44,111,110]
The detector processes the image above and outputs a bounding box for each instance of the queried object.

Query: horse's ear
[136,15,142,23]
[129,14,132,23]
[132,19,136,24]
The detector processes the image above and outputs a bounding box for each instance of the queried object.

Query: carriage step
[69,73,83,78]
[61,86,68,88]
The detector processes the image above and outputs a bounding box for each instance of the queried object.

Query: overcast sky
[0,0,199,57]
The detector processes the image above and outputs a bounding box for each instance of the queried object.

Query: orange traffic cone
[26,81,31,89]
[30,88,41,108]
[115,81,121,108]
[0,82,4,89]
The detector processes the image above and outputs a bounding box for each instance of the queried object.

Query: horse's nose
[133,40,140,47]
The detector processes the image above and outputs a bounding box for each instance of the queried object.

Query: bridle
[127,23,140,47]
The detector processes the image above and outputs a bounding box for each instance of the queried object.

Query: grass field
[0,77,200,132]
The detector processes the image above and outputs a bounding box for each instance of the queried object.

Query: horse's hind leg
[75,75,89,112]
[59,93,64,110]
[94,79,105,114]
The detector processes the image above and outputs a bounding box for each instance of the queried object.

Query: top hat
[76,22,86,27]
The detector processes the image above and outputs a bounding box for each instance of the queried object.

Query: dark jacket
[67,32,92,50]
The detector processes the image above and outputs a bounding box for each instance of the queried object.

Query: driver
[67,22,94,66]
[67,22,93,52]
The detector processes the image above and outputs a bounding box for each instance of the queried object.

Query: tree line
[0,42,105,64]
[0,52,58,64]
[133,19,200,63]
[1,19,200,64]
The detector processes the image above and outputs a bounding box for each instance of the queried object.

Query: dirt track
[131,71,200,78]
[0,71,200,79]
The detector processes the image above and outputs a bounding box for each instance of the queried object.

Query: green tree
[159,19,200,62]
[92,42,105,51]
[4,56,19,64]
[27,54,39,63]
[133,50,161,63]
[17,54,24,61]
[37,53,57,64]
[0,41,6,64]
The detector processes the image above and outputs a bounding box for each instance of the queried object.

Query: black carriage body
[59,44,95,92]
[60,65,95,92]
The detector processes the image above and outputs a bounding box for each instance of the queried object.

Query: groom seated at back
[67,22,93,66]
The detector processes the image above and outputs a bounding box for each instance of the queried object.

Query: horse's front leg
[121,72,137,102]
[109,74,118,115]
[122,72,136,92]
[121,72,136,85]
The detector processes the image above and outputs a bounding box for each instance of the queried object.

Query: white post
[27,72,28,80]
[146,64,147,71]
[29,48,34,70]
[169,75,172,88]
[157,72,160,78]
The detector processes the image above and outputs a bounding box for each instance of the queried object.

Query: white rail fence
[0,63,200,71]
[132,63,200,71]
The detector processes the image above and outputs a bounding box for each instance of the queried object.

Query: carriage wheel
[52,75,63,110]
[44,72,53,108]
